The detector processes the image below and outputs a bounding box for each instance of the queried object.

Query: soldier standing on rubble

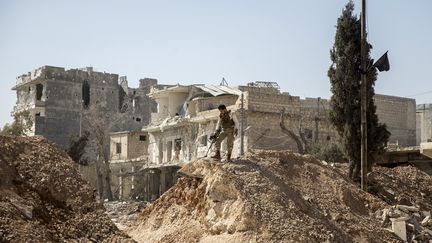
[210,104,238,162]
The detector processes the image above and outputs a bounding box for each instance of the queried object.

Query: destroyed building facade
[108,130,154,200]
[12,65,158,149]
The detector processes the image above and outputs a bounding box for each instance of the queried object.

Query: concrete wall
[127,131,149,159]
[417,104,432,144]
[190,95,238,114]
[374,94,416,146]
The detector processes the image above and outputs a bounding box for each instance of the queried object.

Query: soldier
[210,104,238,162]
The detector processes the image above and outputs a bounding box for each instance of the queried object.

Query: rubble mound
[128,150,401,243]
[0,136,132,242]
[105,201,149,231]
[371,165,432,210]
[369,165,432,242]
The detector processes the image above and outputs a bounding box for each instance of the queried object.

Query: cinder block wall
[374,94,416,146]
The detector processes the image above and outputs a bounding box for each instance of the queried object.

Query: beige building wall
[374,94,416,146]
[127,131,149,159]
[417,104,432,144]
[110,133,129,160]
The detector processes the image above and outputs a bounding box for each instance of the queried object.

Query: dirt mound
[128,150,402,243]
[0,136,132,242]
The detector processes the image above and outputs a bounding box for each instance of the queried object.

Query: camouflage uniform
[212,110,237,160]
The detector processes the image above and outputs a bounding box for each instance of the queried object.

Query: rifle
[204,131,220,157]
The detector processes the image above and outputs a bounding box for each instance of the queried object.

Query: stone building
[11,65,160,149]
[11,65,163,199]
[416,103,432,144]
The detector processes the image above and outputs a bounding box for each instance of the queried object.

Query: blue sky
[1,0,431,127]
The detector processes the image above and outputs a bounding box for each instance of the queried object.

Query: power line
[405,90,432,98]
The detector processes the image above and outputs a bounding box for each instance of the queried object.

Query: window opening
[36,84,43,101]
[116,143,122,154]
[82,80,90,108]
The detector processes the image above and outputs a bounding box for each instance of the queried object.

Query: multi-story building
[12,65,158,149]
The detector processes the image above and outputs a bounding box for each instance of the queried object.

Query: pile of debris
[0,136,132,242]
[370,165,432,242]
[370,165,432,210]
[375,205,432,242]
[128,150,402,242]
[105,201,149,230]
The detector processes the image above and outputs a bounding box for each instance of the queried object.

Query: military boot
[211,150,221,160]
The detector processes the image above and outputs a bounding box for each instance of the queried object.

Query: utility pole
[240,93,245,156]
[360,0,368,191]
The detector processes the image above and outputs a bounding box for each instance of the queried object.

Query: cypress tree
[328,1,390,181]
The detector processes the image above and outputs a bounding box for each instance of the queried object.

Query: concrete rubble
[377,206,432,242]
[104,201,149,231]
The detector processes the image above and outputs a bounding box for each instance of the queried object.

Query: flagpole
[360,0,368,191]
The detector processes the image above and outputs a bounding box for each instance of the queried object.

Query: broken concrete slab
[391,218,407,241]
[422,216,431,226]
[396,204,420,213]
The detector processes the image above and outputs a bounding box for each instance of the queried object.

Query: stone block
[391,218,408,241]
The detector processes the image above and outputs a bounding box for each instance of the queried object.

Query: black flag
[373,51,390,72]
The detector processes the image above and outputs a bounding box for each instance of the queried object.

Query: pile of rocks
[105,201,149,230]
[376,205,432,242]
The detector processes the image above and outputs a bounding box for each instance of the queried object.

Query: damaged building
[110,81,416,200]
[108,129,179,201]
[110,82,327,200]
[12,65,159,149]
[142,82,417,165]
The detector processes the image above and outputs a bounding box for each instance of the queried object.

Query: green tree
[1,110,33,136]
[328,1,390,181]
